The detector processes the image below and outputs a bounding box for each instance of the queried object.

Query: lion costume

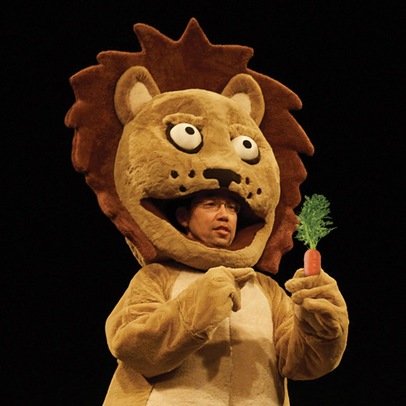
[65,19,348,405]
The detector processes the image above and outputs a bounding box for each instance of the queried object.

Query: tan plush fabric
[65,19,349,405]
[65,19,314,274]
[103,262,348,405]
[113,76,281,272]
[266,270,348,380]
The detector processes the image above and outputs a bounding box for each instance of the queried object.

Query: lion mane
[65,18,314,274]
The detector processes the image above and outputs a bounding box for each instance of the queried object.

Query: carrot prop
[295,194,336,276]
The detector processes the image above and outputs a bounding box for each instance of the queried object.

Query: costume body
[66,20,350,405]
[103,262,348,405]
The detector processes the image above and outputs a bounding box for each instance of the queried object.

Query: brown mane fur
[65,18,314,274]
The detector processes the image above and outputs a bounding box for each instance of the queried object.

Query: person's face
[176,194,239,248]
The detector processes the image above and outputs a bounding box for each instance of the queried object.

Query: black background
[4,1,404,405]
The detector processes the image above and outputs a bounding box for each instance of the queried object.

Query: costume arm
[106,263,254,378]
[271,269,349,380]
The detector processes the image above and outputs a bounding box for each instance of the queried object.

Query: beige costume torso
[147,270,284,405]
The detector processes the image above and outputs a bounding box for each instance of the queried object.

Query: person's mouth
[214,225,230,236]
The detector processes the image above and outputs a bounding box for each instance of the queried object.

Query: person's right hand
[175,266,256,338]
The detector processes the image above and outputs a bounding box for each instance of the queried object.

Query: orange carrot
[296,194,335,277]
[304,248,321,276]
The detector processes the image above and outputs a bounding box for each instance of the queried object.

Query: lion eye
[231,135,260,164]
[167,123,203,153]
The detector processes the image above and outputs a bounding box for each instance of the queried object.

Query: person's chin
[208,237,232,248]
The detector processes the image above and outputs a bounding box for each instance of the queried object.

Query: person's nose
[216,203,229,219]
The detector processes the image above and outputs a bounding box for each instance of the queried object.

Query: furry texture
[103,263,348,405]
[65,19,348,405]
[65,18,314,274]
[113,70,281,270]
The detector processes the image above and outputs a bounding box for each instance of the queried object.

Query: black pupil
[185,126,195,135]
[243,140,252,149]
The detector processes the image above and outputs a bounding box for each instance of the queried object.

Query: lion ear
[221,74,265,125]
[114,66,161,124]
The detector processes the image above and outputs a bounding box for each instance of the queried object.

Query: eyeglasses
[193,198,240,214]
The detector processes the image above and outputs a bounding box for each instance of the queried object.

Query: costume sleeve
[105,263,208,378]
[262,269,349,380]
[105,264,253,378]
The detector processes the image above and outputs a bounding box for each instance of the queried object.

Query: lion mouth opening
[141,190,265,250]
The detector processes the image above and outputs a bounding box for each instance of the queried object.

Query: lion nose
[203,168,241,188]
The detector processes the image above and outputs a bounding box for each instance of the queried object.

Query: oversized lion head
[65,19,314,274]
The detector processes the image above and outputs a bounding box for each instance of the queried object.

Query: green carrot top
[295,194,336,250]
